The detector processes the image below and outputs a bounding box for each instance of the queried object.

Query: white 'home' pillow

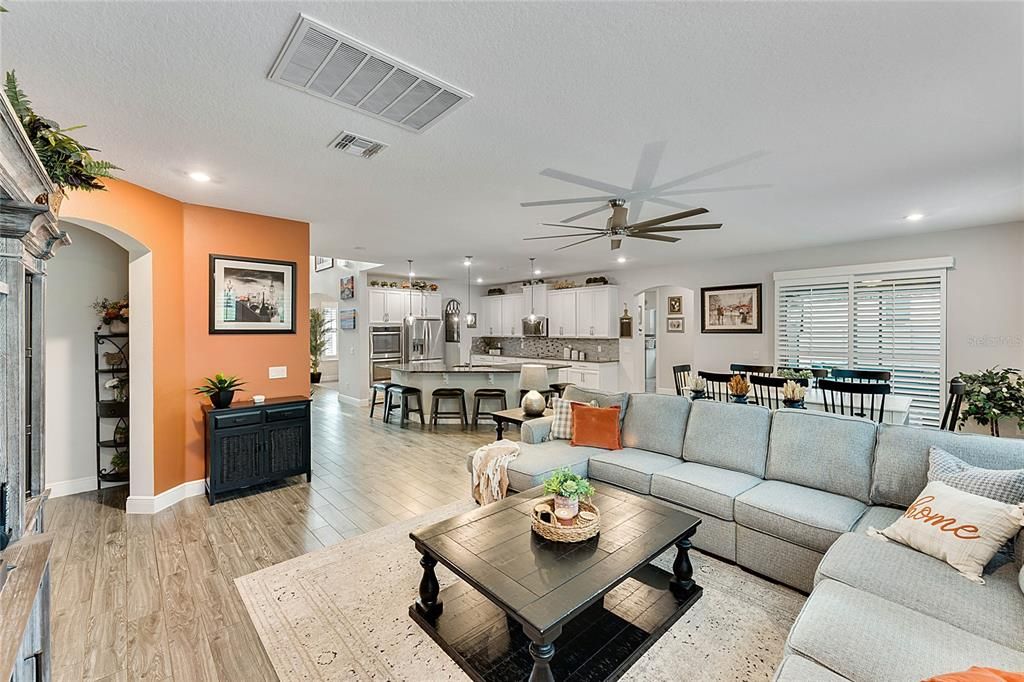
[870,480,1024,583]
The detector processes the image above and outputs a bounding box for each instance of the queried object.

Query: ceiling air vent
[330,131,387,159]
[269,15,472,133]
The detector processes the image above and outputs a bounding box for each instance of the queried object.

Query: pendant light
[405,259,416,324]
[464,256,477,327]
[526,257,538,323]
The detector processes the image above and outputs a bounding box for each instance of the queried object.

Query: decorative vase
[210,389,235,409]
[521,389,546,417]
[691,390,706,400]
[310,371,322,384]
[554,495,579,519]
[731,394,748,404]
[109,319,128,334]
[782,399,806,409]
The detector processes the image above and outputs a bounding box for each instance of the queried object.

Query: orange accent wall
[62,180,310,494]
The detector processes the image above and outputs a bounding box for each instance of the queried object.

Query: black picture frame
[700,283,762,334]
[209,254,297,334]
[340,275,355,300]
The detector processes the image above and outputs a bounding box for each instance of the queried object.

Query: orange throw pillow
[926,668,1024,682]
[570,403,622,450]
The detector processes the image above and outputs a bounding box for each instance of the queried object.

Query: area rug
[235,500,805,681]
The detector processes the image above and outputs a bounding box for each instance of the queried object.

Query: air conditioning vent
[269,15,472,133]
[330,131,388,159]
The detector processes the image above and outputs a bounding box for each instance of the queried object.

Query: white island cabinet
[471,354,618,392]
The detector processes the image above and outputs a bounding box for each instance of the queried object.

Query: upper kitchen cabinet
[369,288,419,324]
[576,285,618,338]
[548,289,578,338]
[481,295,503,336]
[420,292,442,319]
[521,284,548,318]
[500,294,523,337]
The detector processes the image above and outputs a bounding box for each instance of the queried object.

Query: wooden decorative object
[531,497,600,543]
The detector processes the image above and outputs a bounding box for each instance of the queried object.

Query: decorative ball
[521,390,547,417]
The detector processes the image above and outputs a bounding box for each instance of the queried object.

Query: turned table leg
[415,551,443,620]
[669,535,696,599]
[494,417,505,441]
[527,641,556,682]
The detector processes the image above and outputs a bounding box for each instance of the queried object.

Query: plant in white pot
[957,367,1024,437]
[543,467,596,520]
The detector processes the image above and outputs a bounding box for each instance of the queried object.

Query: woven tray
[530,497,601,543]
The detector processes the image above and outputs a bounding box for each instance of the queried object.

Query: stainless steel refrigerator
[403,318,444,363]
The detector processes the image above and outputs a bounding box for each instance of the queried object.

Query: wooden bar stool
[430,387,468,427]
[472,388,507,426]
[369,381,393,419]
[386,385,424,426]
[549,382,572,398]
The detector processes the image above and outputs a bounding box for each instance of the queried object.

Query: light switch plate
[269,366,287,379]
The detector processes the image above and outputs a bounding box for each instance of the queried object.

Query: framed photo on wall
[667,295,683,316]
[667,317,684,333]
[700,283,762,334]
[340,275,355,300]
[314,256,334,272]
[209,255,296,334]
[339,308,356,330]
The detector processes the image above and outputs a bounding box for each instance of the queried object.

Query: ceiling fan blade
[628,233,680,243]
[523,234,594,240]
[520,195,613,208]
[554,235,605,251]
[659,184,772,196]
[562,204,610,223]
[633,223,722,233]
[626,207,709,230]
[540,222,605,232]
[611,239,622,250]
[539,168,629,195]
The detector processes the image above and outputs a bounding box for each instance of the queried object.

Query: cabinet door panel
[368,290,388,324]
[212,426,263,487]
[386,290,412,321]
[422,293,442,319]
[501,294,523,337]
[265,422,308,476]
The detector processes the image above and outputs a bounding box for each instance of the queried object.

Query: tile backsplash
[472,336,619,362]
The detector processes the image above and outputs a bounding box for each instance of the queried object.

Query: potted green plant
[957,367,1024,437]
[4,72,120,215]
[543,467,596,519]
[109,447,129,474]
[310,308,329,384]
[194,373,246,409]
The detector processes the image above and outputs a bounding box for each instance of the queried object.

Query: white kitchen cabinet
[481,296,503,336]
[500,294,523,337]
[368,289,388,324]
[521,284,548,318]
[369,288,419,323]
[576,286,618,338]
[547,289,578,338]
[420,292,442,319]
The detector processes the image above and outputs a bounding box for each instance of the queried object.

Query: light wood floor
[47,386,496,681]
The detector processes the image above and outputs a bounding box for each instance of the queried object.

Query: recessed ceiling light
[476,277,483,284]
[188,171,211,183]
[617,256,627,263]
[905,213,924,222]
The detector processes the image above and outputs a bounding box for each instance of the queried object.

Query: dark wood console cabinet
[202,395,311,504]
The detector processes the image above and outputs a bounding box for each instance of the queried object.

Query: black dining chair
[697,371,734,401]
[778,366,829,387]
[940,377,966,432]
[819,378,890,423]
[672,364,692,396]
[751,375,808,409]
[730,363,773,378]
[831,368,892,383]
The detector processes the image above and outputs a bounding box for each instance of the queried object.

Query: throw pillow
[870,480,1024,583]
[928,446,1024,505]
[570,404,622,450]
[925,668,1024,682]
[563,386,630,425]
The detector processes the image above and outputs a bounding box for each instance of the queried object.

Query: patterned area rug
[235,500,805,681]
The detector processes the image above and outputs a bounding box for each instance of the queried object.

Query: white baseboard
[47,476,100,498]
[126,479,206,514]
[337,393,369,407]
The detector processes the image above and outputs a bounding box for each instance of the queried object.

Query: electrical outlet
[598,345,602,353]
[269,366,287,379]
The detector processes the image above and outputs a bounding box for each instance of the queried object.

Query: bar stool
[549,382,572,398]
[472,388,508,426]
[430,387,468,427]
[385,385,424,426]
[369,381,393,419]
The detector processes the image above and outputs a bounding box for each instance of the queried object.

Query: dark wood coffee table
[409,485,701,681]
[492,406,553,441]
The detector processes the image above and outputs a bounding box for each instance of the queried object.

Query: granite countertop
[384,361,570,374]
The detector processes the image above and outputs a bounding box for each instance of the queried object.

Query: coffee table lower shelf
[409,563,702,682]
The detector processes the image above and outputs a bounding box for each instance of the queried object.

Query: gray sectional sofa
[466,386,1024,680]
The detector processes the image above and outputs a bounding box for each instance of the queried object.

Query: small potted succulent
[543,467,596,519]
[195,373,246,409]
[782,380,807,409]
[689,375,707,400]
[728,374,751,404]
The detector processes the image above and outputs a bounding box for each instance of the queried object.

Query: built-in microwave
[521,316,548,337]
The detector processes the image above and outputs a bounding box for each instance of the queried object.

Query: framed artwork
[339,308,356,330]
[314,256,334,272]
[667,295,683,316]
[340,275,355,300]
[700,283,762,334]
[667,318,684,333]
[209,254,296,334]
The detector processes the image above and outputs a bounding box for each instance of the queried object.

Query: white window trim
[321,302,339,360]
[773,256,955,282]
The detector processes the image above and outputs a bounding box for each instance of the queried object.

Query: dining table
[681,386,912,425]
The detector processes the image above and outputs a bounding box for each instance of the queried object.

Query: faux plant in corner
[543,467,596,519]
[310,307,329,384]
[195,373,246,409]
[957,367,1024,437]
[4,71,120,215]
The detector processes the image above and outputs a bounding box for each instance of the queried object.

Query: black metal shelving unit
[94,331,130,488]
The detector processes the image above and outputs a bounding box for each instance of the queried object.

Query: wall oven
[370,324,402,385]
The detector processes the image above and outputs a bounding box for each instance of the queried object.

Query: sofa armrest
[521,416,554,444]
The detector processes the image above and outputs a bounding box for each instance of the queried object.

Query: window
[775,259,949,427]
[322,304,338,358]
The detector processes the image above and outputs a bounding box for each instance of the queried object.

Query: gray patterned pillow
[928,446,1024,504]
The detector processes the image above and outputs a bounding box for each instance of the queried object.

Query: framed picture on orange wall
[209,254,296,334]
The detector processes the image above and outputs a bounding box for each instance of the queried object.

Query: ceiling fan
[524,199,722,251]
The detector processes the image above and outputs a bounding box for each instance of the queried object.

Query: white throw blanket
[471,439,520,505]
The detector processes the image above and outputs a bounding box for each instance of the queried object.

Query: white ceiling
[4,1,1021,282]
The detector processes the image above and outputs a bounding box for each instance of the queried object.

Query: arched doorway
[627,285,695,394]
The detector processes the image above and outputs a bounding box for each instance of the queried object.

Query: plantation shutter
[775,279,851,371]
[322,304,338,358]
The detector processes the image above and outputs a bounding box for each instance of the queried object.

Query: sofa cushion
[772,654,848,682]
[853,505,903,532]
[563,386,629,424]
[735,481,866,553]
[786,579,1024,680]
[871,424,1024,507]
[587,449,679,494]
[521,415,553,444]
[651,462,762,521]
[766,410,876,503]
[504,441,599,492]
[620,393,690,458]
[816,532,1024,651]
[570,403,622,450]
[681,400,772,477]
[929,446,1024,504]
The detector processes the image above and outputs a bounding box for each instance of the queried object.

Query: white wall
[45,224,128,496]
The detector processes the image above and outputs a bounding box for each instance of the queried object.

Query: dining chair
[940,377,966,432]
[697,370,734,401]
[778,366,829,387]
[831,368,892,383]
[730,363,774,377]
[751,375,808,409]
[672,364,692,396]
[819,378,890,423]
